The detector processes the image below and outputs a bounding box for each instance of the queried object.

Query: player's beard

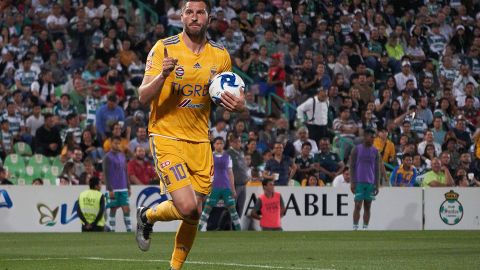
[185,23,208,40]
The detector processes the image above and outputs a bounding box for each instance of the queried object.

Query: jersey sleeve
[219,49,232,73]
[144,41,165,77]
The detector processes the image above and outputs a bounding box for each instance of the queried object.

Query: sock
[353,223,359,231]
[227,205,241,231]
[198,206,211,232]
[363,224,368,230]
[109,211,116,232]
[146,200,183,223]
[124,212,132,232]
[171,221,198,270]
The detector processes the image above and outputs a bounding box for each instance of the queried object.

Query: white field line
[2,256,335,270]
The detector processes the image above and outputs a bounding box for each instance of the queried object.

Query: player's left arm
[219,52,246,112]
[374,152,381,194]
[280,195,286,217]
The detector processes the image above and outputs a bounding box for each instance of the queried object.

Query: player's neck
[181,32,206,54]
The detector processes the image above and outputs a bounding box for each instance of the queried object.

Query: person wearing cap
[78,176,106,232]
[349,129,381,230]
[450,24,471,55]
[394,60,417,92]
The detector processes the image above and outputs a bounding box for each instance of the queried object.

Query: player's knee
[176,202,198,218]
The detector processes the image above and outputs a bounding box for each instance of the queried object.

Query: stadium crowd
[1,0,480,193]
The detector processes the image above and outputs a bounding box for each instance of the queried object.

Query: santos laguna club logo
[439,190,463,225]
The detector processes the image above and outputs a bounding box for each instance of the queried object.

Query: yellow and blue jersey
[144,34,231,142]
[390,164,417,187]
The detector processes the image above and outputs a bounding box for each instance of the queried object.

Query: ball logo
[220,73,239,90]
[136,187,168,209]
[439,190,463,225]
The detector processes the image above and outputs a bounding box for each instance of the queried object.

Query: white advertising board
[0,186,180,232]
[240,187,423,231]
[424,188,480,230]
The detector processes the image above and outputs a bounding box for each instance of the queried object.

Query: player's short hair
[182,0,211,14]
[262,178,273,187]
[213,136,224,144]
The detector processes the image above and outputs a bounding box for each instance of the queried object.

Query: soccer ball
[209,72,245,105]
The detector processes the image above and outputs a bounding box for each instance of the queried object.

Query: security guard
[78,177,105,232]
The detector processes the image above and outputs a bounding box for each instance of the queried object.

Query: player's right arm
[138,44,177,105]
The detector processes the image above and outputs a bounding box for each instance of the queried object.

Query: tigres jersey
[144,34,231,142]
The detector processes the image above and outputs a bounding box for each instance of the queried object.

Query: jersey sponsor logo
[178,99,205,109]
[171,82,209,97]
[175,66,184,77]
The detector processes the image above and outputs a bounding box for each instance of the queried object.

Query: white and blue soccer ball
[209,72,245,105]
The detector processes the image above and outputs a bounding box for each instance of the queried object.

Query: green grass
[1,231,479,270]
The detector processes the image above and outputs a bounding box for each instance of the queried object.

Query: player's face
[213,140,224,152]
[181,2,209,38]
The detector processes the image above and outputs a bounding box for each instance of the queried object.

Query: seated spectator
[32,178,44,185]
[60,161,79,185]
[69,147,85,179]
[244,139,262,169]
[418,130,442,156]
[54,94,77,126]
[0,167,13,185]
[124,110,146,139]
[373,128,396,165]
[34,113,62,157]
[390,154,417,187]
[60,132,80,163]
[127,146,157,185]
[25,103,45,137]
[95,94,125,141]
[314,137,345,183]
[103,122,132,157]
[432,116,446,146]
[0,120,13,160]
[262,142,296,186]
[293,142,315,183]
[292,127,318,155]
[129,126,150,159]
[332,167,351,188]
[61,113,82,144]
[422,157,454,187]
[80,129,104,166]
[301,174,325,187]
[79,157,101,185]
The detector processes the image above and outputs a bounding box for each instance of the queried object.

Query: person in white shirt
[394,61,417,91]
[332,167,351,188]
[292,126,318,155]
[453,64,479,97]
[417,130,442,155]
[296,88,330,143]
[25,103,44,137]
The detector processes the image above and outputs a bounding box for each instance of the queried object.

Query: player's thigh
[205,189,221,208]
[354,183,367,201]
[184,141,214,196]
[220,189,236,207]
[150,136,192,193]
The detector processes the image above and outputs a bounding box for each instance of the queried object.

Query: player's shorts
[107,191,129,208]
[149,135,213,195]
[354,183,376,201]
[205,188,236,207]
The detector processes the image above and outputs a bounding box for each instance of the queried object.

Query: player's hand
[220,89,245,112]
[85,224,92,230]
[350,184,355,194]
[231,190,237,199]
[162,47,178,78]
[374,186,379,195]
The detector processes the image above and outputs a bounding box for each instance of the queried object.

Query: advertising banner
[424,188,480,230]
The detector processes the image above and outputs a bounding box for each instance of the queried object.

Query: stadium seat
[43,166,61,185]
[50,156,63,168]
[13,142,33,156]
[28,154,51,174]
[3,154,26,179]
[23,165,43,184]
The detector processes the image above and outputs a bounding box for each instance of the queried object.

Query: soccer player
[250,179,286,231]
[135,1,245,269]
[198,137,241,231]
[349,129,381,230]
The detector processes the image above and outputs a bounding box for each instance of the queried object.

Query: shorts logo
[160,160,171,169]
[439,190,463,225]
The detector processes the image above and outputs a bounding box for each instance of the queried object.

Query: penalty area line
[2,257,334,270]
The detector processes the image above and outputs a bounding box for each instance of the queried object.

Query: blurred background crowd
[0,0,480,191]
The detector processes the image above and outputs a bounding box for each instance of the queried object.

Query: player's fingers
[164,46,168,58]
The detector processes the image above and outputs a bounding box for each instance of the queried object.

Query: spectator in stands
[70,147,85,179]
[129,126,150,158]
[373,128,396,165]
[432,116,446,146]
[60,161,79,185]
[104,136,131,232]
[32,178,44,185]
[31,69,56,107]
[302,174,325,187]
[452,116,472,152]
[263,141,297,186]
[0,119,13,160]
[127,146,156,185]
[78,176,105,232]
[54,94,77,126]
[251,178,286,231]
[80,129,103,165]
[332,166,351,188]
[124,110,146,139]
[292,127,318,155]
[314,137,345,183]
[244,139,262,169]
[61,113,82,144]
[0,166,13,185]
[390,153,417,187]
[79,157,100,185]
[15,55,38,93]
[296,88,332,144]
[95,94,125,141]
[34,113,62,157]
[422,157,454,187]
[418,130,442,156]
[294,142,315,184]
[103,122,131,157]
[1,101,23,140]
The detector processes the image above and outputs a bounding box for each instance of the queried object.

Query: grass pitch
[1,231,479,270]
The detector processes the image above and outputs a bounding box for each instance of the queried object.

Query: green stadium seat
[3,154,26,179]
[50,156,63,168]
[13,142,33,156]
[43,166,61,185]
[23,165,43,184]
[28,154,51,174]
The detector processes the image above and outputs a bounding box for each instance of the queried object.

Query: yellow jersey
[144,34,231,142]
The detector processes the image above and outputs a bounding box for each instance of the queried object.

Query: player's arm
[250,199,262,220]
[349,147,358,194]
[138,46,177,105]
[218,51,246,112]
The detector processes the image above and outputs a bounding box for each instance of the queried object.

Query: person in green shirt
[77,176,106,232]
[422,157,454,187]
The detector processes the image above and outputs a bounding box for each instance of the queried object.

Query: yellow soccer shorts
[149,135,213,195]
